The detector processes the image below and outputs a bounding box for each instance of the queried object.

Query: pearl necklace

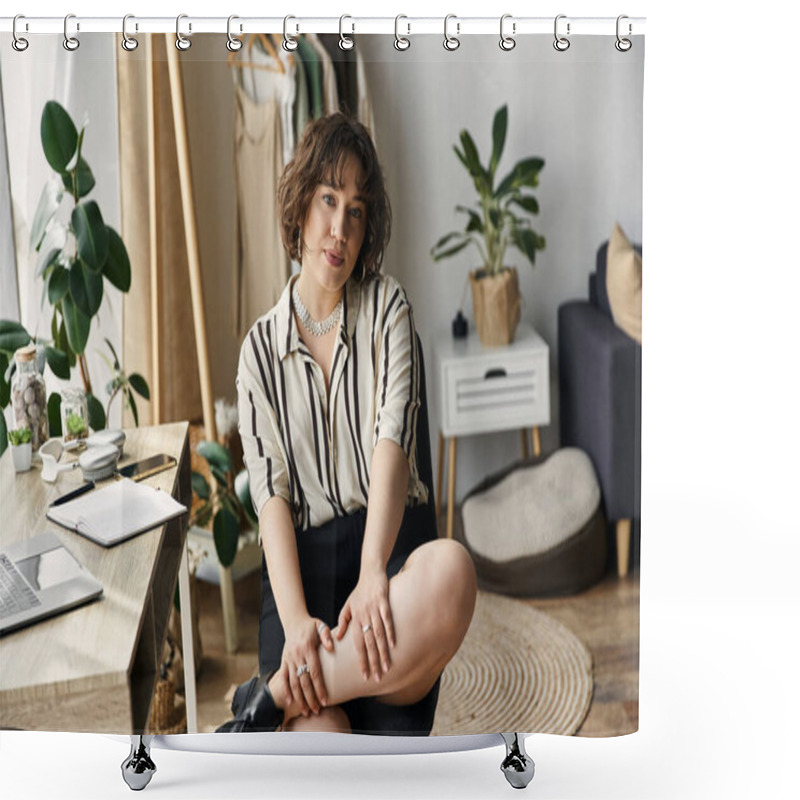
[292,283,342,337]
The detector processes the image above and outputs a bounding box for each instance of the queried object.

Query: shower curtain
[0,25,643,741]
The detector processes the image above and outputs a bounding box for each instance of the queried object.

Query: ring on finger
[296,663,309,677]
[362,623,372,634]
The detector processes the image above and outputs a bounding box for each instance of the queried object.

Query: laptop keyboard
[0,553,41,620]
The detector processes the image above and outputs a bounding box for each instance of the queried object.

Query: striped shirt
[237,271,429,533]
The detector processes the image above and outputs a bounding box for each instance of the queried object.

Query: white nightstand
[432,322,550,539]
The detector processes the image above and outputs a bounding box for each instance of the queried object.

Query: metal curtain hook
[553,14,570,52]
[121,14,139,51]
[339,14,354,50]
[394,15,410,51]
[12,14,29,52]
[63,13,80,51]
[175,14,191,50]
[500,14,516,51]
[615,14,632,52]
[227,15,242,52]
[444,14,460,51]
[283,15,299,51]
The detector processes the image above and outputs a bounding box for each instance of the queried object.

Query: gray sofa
[557,240,642,576]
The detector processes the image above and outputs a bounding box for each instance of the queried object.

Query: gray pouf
[456,448,607,597]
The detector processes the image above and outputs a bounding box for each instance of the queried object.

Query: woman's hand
[336,566,395,682]
[279,613,335,717]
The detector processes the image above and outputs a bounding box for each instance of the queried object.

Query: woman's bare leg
[269,539,477,725]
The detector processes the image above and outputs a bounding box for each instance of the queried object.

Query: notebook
[0,530,103,635]
[46,477,188,547]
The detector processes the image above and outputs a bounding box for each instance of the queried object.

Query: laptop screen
[15,547,85,592]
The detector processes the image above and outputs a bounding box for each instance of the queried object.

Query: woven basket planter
[469,266,521,347]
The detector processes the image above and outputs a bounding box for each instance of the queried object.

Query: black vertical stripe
[371,279,380,373]
[399,303,416,455]
[382,289,400,333]
[350,334,370,498]
[319,388,346,515]
[250,327,273,408]
[305,364,339,517]
[248,390,264,459]
[343,356,369,504]
[375,322,391,443]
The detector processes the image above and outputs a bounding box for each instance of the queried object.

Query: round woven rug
[430,591,593,736]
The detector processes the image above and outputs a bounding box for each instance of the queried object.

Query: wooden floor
[187,505,639,737]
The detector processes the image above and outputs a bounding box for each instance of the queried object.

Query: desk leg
[446,437,457,540]
[178,540,198,733]
[436,430,445,523]
[532,426,541,458]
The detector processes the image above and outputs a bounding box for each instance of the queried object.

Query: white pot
[11,442,32,473]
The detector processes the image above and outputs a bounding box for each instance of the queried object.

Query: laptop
[0,530,103,635]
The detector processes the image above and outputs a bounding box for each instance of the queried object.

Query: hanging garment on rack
[318,35,359,120]
[296,35,325,120]
[231,84,290,338]
[305,33,339,114]
[293,51,310,141]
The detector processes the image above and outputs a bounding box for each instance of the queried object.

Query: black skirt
[259,502,440,736]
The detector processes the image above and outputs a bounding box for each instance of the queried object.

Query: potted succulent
[7,425,33,473]
[430,105,546,346]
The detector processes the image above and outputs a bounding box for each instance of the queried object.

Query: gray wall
[359,34,644,502]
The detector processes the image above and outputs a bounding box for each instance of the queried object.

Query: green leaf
[61,157,96,199]
[512,227,543,265]
[36,247,61,280]
[213,507,240,568]
[456,205,484,234]
[192,471,211,501]
[58,317,76,367]
[234,470,258,526]
[209,463,230,487]
[197,440,233,474]
[102,227,132,292]
[128,373,150,400]
[0,320,31,354]
[0,413,6,458]
[69,259,104,317]
[0,352,9,407]
[459,130,490,195]
[509,194,540,215]
[41,101,78,174]
[102,337,119,371]
[61,294,91,354]
[48,392,63,437]
[495,157,545,198]
[44,346,70,379]
[489,105,508,179]
[86,393,106,431]
[431,231,463,252]
[48,265,70,305]
[71,201,108,271]
[127,389,139,426]
[433,238,472,260]
[30,176,64,252]
[452,145,469,172]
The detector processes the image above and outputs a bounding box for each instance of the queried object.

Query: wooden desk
[0,422,197,734]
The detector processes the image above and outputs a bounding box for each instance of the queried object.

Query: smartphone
[116,454,177,482]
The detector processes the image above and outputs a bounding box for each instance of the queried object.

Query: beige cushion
[606,223,642,343]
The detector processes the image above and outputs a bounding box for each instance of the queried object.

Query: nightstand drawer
[443,349,549,434]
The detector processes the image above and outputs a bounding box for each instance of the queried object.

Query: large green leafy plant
[191,441,257,569]
[0,100,148,455]
[430,105,546,276]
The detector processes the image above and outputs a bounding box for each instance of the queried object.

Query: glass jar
[61,387,89,442]
[11,344,49,453]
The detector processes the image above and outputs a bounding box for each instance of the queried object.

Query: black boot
[215,670,285,733]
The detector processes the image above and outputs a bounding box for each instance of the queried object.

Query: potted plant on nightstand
[430,105,546,346]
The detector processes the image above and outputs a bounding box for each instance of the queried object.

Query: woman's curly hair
[277,113,391,283]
